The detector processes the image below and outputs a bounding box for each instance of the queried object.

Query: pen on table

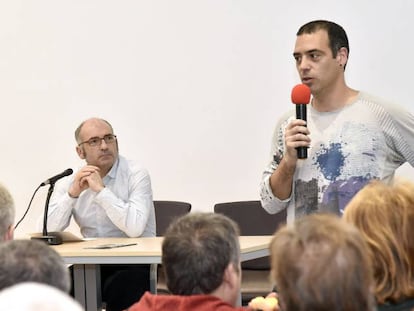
[84,243,138,249]
[111,243,137,248]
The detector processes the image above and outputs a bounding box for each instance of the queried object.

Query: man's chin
[98,155,115,165]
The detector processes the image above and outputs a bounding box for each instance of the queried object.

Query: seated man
[269,213,375,311]
[0,182,15,241]
[127,212,249,310]
[0,239,71,293]
[46,117,156,311]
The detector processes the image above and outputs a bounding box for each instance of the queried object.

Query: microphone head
[291,84,311,105]
[64,168,74,176]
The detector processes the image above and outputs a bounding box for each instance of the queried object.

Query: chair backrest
[214,200,286,269]
[153,201,192,236]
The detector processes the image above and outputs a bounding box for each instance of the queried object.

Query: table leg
[236,291,242,306]
[84,264,102,311]
[73,264,86,308]
[149,263,158,294]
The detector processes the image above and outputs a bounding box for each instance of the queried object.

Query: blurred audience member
[127,212,250,311]
[0,239,71,293]
[270,213,375,311]
[0,182,15,241]
[0,282,83,311]
[344,179,414,311]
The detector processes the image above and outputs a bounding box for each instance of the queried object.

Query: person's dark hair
[270,213,374,311]
[297,20,349,68]
[0,239,71,293]
[162,212,240,295]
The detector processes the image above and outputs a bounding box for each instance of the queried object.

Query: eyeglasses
[78,134,117,147]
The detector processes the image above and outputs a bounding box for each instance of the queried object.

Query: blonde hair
[344,179,414,303]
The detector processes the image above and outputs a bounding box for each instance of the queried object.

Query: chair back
[153,200,192,236]
[214,200,286,269]
[152,200,192,294]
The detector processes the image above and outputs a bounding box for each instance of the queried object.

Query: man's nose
[298,58,310,71]
[99,138,108,148]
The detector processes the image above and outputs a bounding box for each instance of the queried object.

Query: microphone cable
[14,184,42,230]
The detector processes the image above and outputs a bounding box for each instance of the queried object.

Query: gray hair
[0,239,71,293]
[0,183,15,240]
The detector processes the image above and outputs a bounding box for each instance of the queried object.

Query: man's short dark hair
[162,212,240,295]
[297,20,349,61]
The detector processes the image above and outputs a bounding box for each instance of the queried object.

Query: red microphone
[291,84,311,159]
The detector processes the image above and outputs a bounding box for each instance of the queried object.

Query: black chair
[214,200,286,305]
[151,200,192,294]
[154,200,192,236]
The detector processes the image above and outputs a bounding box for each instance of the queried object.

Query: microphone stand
[31,182,62,245]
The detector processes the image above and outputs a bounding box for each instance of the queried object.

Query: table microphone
[40,168,73,186]
[291,84,311,159]
[32,168,73,245]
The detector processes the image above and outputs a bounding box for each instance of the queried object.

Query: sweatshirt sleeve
[259,111,294,214]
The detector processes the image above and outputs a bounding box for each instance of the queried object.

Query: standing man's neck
[312,83,358,112]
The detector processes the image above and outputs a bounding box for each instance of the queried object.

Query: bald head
[74,118,114,145]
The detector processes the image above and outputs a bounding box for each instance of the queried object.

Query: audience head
[0,282,83,311]
[0,239,71,293]
[162,212,241,306]
[270,213,374,311]
[344,179,414,304]
[0,182,15,241]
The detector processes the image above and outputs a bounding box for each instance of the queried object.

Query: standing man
[47,117,156,311]
[260,20,414,222]
[0,183,15,241]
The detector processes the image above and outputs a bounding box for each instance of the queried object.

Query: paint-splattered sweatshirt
[260,91,414,223]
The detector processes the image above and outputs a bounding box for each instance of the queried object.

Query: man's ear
[76,146,85,159]
[5,224,14,241]
[222,262,239,290]
[337,47,348,67]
